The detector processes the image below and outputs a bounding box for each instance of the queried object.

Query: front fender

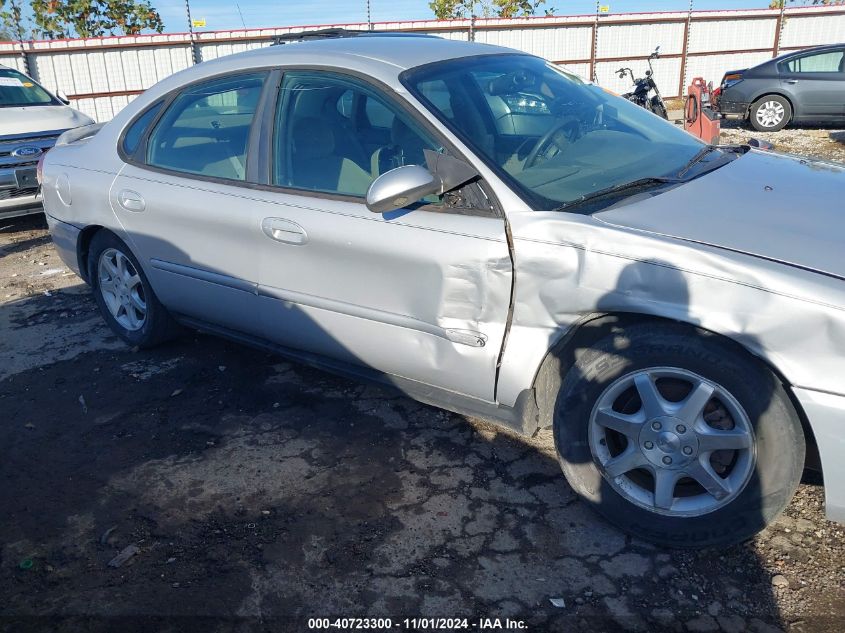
[497,212,845,410]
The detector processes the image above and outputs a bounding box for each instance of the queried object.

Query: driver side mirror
[365,150,478,214]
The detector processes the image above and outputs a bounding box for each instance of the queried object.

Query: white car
[1,64,94,219]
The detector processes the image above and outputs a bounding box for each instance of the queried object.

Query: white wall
[1,5,843,122]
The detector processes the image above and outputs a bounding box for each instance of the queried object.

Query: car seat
[370,118,430,178]
[291,116,372,196]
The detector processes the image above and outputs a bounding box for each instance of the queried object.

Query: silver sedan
[40,33,845,548]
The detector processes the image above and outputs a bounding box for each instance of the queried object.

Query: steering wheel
[524,117,580,169]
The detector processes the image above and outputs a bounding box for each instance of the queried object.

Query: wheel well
[531,312,818,468]
[750,92,794,120]
[76,225,104,283]
[533,312,653,431]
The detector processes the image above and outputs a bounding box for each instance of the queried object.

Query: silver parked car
[41,33,845,548]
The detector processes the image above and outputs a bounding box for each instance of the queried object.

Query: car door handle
[785,79,799,84]
[261,217,308,245]
[445,329,487,347]
[117,189,145,212]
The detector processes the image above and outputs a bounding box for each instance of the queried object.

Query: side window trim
[247,69,283,185]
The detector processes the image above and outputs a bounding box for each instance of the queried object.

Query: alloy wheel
[97,247,147,331]
[588,367,756,517]
[755,100,785,128]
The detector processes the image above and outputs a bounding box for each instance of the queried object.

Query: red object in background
[684,77,721,145]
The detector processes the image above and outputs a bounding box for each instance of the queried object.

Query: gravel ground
[1,127,844,632]
[719,120,845,165]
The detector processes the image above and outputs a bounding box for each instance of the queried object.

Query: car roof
[108,34,525,129]
[230,34,517,72]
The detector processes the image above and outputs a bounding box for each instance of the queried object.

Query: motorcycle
[616,46,668,120]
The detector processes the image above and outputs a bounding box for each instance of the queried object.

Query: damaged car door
[253,70,513,401]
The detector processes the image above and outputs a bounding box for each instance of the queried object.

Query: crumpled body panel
[498,210,845,408]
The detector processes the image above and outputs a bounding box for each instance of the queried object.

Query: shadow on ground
[0,287,796,632]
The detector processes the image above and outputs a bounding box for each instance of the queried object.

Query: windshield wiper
[555,176,682,212]
[676,145,723,178]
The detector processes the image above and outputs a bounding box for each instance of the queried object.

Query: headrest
[292,117,335,159]
[391,118,427,165]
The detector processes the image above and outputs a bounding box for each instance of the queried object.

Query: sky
[153,1,772,32]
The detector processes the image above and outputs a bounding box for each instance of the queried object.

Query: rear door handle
[117,189,145,212]
[261,217,308,245]
[785,79,799,84]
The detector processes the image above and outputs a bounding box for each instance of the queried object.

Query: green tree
[430,0,549,19]
[493,0,548,17]
[29,0,164,39]
[0,0,26,41]
[770,0,845,7]
[429,0,467,19]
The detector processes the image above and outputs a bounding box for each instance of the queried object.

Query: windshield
[0,68,58,108]
[402,55,710,211]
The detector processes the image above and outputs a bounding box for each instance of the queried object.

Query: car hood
[0,104,95,137]
[595,149,845,279]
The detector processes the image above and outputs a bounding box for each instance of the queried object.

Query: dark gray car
[717,43,845,131]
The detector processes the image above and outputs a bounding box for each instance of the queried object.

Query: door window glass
[272,72,441,198]
[781,51,844,73]
[146,72,266,181]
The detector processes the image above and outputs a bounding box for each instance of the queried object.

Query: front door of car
[253,71,513,401]
[779,49,845,117]
[110,71,270,336]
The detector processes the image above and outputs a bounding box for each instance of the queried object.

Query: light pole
[775,0,786,56]
[184,0,200,64]
[367,0,373,31]
[9,0,31,75]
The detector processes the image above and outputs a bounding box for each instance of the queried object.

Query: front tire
[87,230,179,348]
[650,97,669,120]
[553,322,804,548]
[749,95,791,132]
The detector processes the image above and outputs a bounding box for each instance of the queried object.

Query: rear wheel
[750,95,791,132]
[88,231,179,348]
[553,322,804,548]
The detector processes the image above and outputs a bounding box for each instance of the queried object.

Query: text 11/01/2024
[307,617,528,630]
